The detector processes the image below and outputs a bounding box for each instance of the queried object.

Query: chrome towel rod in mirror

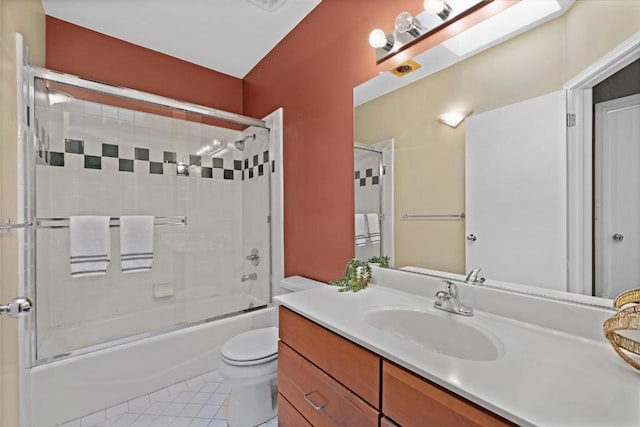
[1,216,187,230]
[0,220,32,231]
[402,213,465,220]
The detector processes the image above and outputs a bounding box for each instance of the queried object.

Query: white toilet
[219,276,324,427]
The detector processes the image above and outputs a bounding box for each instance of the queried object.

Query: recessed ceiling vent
[246,0,286,12]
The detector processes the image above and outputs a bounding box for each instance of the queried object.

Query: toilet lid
[221,327,278,366]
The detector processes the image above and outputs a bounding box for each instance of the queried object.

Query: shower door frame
[23,66,274,367]
[354,143,385,257]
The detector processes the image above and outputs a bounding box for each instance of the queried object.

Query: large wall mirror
[354,0,640,304]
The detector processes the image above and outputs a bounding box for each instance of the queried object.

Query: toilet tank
[279,276,325,294]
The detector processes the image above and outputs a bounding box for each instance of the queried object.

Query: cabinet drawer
[382,361,513,427]
[279,393,312,427]
[279,306,380,408]
[279,341,379,427]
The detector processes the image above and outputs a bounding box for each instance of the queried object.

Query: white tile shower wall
[34,100,248,359]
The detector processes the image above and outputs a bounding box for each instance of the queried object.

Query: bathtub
[29,300,276,427]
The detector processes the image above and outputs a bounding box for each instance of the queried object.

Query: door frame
[565,30,640,296]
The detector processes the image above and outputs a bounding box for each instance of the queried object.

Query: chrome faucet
[465,268,485,285]
[434,280,474,316]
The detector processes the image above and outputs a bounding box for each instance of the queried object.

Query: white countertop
[275,284,640,427]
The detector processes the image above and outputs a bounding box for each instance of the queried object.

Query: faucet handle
[445,281,459,298]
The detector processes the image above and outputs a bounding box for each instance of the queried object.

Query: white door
[595,94,640,299]
[465,90,567,290]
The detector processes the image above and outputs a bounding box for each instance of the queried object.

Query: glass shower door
[31,77,273,363]
[354,146,383,260]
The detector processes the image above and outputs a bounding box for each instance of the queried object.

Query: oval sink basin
[363,309,504,361]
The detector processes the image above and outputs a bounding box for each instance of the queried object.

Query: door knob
[612,233,624,242]
[0,297,33,318]
[466,234,477,242]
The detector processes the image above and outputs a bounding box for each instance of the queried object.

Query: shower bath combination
[21,64,278,427]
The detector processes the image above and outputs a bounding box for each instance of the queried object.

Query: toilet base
[226,379,278,427]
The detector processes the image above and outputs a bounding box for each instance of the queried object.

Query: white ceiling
[41,0,322,78]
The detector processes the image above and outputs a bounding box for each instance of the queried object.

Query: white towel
[120,216,154,273]
[367,213,380,244]
[355,214,368,247]
[70,216,111,278]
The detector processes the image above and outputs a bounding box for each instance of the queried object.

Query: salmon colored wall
[243,0,516,282]
[46,16,243,113]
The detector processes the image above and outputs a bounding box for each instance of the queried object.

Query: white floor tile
[129,404,152,415]
[206,394,227,406]
[168,418,192,427]
[148,416,175,427]
[161,403,187,417]
[187,419,211,427]
[145,402,171,415]
[213,406,227,420]
[213,384,231,394]
[179,404,204,418]
[111,413,140,427]
[174,391,197,404]
[196,405,219,419]
[190,393,212,405]
[131,414,157,427]
[199,383,220,393]
[82,370,246,427]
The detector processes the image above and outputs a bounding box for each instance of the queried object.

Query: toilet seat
[221,327,278,366]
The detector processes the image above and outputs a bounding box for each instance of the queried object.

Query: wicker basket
[603,289,640,370]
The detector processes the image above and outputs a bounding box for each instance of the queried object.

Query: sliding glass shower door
[31,76,272,363]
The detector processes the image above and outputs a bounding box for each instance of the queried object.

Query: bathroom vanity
[275,268,640,427]
[278,306,511,426]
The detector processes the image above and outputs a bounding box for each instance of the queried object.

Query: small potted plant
[329,255,390,293]
[329,259,372,292]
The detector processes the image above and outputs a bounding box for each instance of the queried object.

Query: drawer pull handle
[303,391,327,411]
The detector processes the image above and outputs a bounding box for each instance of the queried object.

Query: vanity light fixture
[425,0,453,21]
[369,29,394,51]
[368,0,489,64]
[437,111,472,128]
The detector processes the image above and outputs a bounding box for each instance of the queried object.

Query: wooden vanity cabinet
[278,307,381,427]
[278,306,513,427]
[382,361,513,427]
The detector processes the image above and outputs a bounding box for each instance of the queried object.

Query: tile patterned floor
[59,370,278,427]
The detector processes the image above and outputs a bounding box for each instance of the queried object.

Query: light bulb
[368,29,388,48]
[425,0,445,14]
[394,11,415,33]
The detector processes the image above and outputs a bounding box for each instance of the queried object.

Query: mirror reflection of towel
[367,213,380,243]
[355,214,368,246]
